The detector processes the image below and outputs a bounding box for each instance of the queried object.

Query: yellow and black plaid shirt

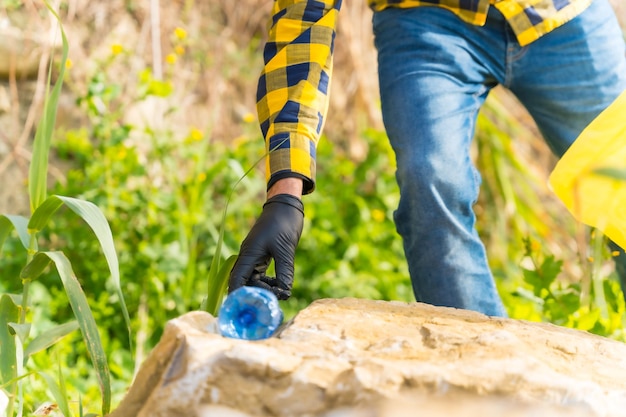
[259,0,593,193]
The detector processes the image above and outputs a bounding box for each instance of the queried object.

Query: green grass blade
[0,216,10,254]
[205,255,237,316]
[20,252,52,281]
[0,215,32,252]
[24,321,79,363]
[28,3,69,212]
[56,358,71,417]
[0,294,18,387]
[54,195,131,346]
[7,323,31,346]
[28,195,132,350]
[13,332,24,417]
[38,371,72,417]
[27,196,64,233]
[44,251,111,415]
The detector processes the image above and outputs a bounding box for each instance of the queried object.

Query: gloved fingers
[228,260,254,293]
[249,275,292,300]
[273,251,295,299]
[228,255,269,293]
[228,193,303,298]
[248,277,274,292]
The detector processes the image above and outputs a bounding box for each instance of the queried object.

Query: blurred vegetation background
[0,0,625,414]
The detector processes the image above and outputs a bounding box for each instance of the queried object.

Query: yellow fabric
[258,0,339,193]
[549,90,626,250]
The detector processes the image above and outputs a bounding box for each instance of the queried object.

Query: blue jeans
[373,0,626,316]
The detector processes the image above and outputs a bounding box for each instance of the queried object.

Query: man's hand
[228,179,304,300]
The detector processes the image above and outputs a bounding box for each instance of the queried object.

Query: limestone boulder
[108,298,626,417]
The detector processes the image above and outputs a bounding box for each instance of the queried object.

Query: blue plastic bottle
[217,286,284,340]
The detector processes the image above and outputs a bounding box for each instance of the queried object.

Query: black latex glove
[228,194,304,300]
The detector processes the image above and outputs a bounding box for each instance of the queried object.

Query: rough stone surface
[108,298,626,417]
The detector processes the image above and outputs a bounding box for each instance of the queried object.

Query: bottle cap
[218,286,284,340]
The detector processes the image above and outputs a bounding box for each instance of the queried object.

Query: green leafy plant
[515,234,625,340]
[0,5,130,416]
[51,35,284,321]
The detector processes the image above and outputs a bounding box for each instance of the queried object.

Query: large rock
[109,298,626,417]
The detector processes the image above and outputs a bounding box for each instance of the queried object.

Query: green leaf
[0,216,10,254]
[4,294,22,307]
[24,321,80,363]
[28,2,69,212]
[603,279,622,314]
[7,323,31,345]
[0,294,18,387]
[206,224,228,312]
[44,251,111,415]
[55,195,131,343]
[0,215,32,252]
[38,371,72,417]
[28,195,132,350]
[205,254,237,316]
[27,197,64,233]
[539,255,562,288]
[522,269,543,296]
[544,291,579,322]
[20,252,52,281]
[13,334,24,417]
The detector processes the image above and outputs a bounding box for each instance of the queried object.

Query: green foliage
[0,4,129,416]
[1,4,624,415]
[49,75,262,328]
[0,295,19,392]
[474,97,625,339]
[33,28,267,387]
[514,236,625,340]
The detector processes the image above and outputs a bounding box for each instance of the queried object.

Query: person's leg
[506,0,626,295]
[372,6,509,316]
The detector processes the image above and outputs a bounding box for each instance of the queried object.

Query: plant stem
[19,281,30,326]
[20,231,38,326]
[591,229,609,319]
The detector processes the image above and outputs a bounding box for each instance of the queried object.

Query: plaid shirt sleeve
[257,0,343,194]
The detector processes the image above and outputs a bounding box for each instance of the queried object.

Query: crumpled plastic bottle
[217,286,284,340]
